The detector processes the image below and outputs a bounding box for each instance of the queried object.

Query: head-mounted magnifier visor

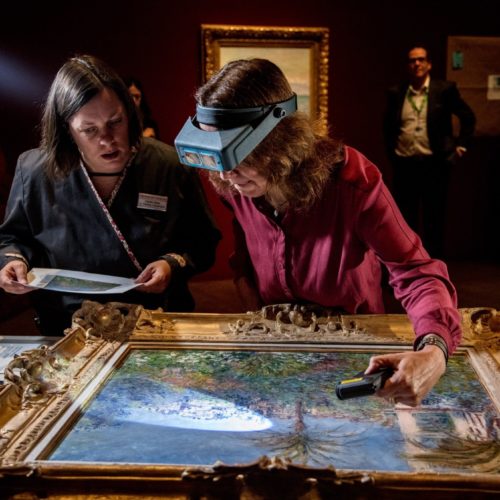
[174,94,297,172]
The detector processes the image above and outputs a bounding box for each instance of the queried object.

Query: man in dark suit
[384,46,475,258]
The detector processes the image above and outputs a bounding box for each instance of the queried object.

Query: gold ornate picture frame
[201,24,330,132]
[1,301,499,498]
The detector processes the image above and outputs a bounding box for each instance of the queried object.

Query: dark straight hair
[407,45,431,62]
[40,54,142,178]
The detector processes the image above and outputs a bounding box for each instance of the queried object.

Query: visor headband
[196,94,297,129]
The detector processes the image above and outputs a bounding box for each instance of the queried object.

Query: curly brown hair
[195,58,344,210]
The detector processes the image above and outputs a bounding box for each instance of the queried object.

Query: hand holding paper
[25,268,140,294]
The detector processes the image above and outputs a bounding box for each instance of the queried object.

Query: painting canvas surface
[219,47,311,116]
[48,348,499,473]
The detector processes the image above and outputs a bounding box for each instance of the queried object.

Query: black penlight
[335,367,393,400]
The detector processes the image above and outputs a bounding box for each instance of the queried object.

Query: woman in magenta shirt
[177,58,461,407]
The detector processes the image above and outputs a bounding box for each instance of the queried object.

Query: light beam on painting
[119,386,272,432]
[48,349,499,471]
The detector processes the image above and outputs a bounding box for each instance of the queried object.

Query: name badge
[137,193,168,212]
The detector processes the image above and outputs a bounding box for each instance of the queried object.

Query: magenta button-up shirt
[224,146,461,353]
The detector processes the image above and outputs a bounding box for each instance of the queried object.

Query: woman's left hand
[365,345,447,407]
[134,260,171,293]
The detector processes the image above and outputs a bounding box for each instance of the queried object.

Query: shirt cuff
[160,253,187,272]
[3,252,30,268]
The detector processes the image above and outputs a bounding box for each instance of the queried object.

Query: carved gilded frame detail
[0,302,499,498]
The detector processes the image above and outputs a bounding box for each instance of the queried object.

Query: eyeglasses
[408,57,428,64]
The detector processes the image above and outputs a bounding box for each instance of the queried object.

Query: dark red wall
[1,0,499,279]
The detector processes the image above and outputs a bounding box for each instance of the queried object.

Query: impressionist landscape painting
[219,46,311,116]
[49,348,500,473]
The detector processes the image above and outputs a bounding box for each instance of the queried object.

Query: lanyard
[406,87,428,116]
[80,155,143,273]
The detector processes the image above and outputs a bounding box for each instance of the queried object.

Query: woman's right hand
[0,260,32,294]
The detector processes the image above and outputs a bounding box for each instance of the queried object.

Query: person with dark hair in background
[175,58,462,407]
[384,46,475,258]
[0,55,221,335]
[125,77,160,139]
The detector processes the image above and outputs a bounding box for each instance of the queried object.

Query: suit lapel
[396,83,407,119]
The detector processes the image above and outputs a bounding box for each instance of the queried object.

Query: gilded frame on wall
[0,301,499,499]
[201,24,330,133]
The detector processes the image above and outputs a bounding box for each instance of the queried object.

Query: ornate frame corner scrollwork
[0,300,142,466]
[70,300,142,342]
[461,306,500,349]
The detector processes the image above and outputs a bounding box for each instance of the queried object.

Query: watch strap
[162,253,187,269]
[415,333,449,364]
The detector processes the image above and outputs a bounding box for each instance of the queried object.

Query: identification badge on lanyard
[137,193,168,212]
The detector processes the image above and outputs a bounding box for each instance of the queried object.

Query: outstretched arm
[0,157,38,293]
[352,152,461,402]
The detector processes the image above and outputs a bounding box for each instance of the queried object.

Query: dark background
[1,0,499,280]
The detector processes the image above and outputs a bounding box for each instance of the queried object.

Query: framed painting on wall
[201,24,330,133]
[0,301,499,498]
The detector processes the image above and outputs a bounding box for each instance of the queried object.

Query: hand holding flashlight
[335,367,393,400]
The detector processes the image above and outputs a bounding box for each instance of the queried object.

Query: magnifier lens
[184,151,202,166]
[200,153,218,168]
